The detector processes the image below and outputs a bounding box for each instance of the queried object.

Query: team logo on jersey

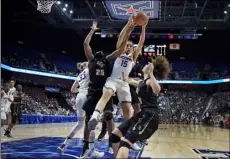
[97,61,105,68]
[104,0,159,20]
[120,55,132,62]
[137,125,142,131]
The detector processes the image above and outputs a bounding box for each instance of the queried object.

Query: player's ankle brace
[119,140,131,149]
[109,133,120,143]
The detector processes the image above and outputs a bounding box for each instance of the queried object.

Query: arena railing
[1,64,230,84]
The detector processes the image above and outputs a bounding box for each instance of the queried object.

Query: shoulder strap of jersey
[144,77,151,83]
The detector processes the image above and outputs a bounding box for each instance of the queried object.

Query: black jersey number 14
[96,69,105,76]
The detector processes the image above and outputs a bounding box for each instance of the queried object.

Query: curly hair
[152,56,170,80]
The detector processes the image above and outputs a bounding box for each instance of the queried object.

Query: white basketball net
[37,0,57,13]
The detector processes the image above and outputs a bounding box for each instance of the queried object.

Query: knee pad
[103,111,113,121]
[109,133,120,143]
[119,140,131,149]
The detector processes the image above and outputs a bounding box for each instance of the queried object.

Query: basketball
[135,12,148,26]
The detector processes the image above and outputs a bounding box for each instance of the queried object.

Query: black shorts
[113,94,119,105]
[10,104,22,124]
[118,108,159,144]
[82,88,113,118]
[129,85,140,104]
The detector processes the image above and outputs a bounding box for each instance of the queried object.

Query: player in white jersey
[1,83,11,122]
[88,17,147,123]
[5,80,16,113]
[88,17,148,151]
[57,62,89,154]
[4,80,16,138]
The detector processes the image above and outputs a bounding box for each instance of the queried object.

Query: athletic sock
[63,136,71,146]
[80,140,89,157]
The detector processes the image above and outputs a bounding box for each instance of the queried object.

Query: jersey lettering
[110,54,133,78]
[96,69,105,76]
[121,60,128,67]
[79,72,86,82]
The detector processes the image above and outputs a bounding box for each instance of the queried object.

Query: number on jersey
[96,69,105,76]
[121,60,128,67]
[79,72,86,82]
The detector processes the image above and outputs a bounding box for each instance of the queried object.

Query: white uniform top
[110,53,134,78]
[76,68,90,93]
[1,92,8,112]
[9,87,16,96]
[2,91,14,112]
[5,87,15,108]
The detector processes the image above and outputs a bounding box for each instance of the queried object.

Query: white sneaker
[57,145,67,155]
[79,149,91,159]
[132,143,142,151]
[109,147,114,154]
[90,150,105,158]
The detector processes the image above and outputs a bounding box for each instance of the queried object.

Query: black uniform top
[137,78,158,109]
[129,63,143,78]
[88,57,112,90]
[11,91,22,117]
[12,91,22,106]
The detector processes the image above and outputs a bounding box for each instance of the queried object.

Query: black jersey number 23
[96,69,105,76]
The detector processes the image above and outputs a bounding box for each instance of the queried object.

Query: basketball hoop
[37,0,57,13]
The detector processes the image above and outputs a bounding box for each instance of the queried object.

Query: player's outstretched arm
[106,19,136,61]
[106,27,132,61]
[70,79,79,93]
[83,21,99,61]
[126,78,141,87]
[133,21,148,62]
[122,72,141,87]
[116,15,136,49]
[147,63,161,95]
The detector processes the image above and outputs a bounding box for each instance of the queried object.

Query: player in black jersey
[109,56,170,158]
[128,58,144,151]
[80,19,135,158]
[129,57,143,116]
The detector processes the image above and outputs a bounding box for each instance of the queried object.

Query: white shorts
[75,91,87,117]
[104,77,131,103]
[1,111,6,120]
[4,102,11,113]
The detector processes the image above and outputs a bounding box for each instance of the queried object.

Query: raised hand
[143,16,149,27]
[91,21,99,31]
[148,63,154,73]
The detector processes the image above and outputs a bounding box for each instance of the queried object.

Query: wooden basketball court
[1,123,229,158]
